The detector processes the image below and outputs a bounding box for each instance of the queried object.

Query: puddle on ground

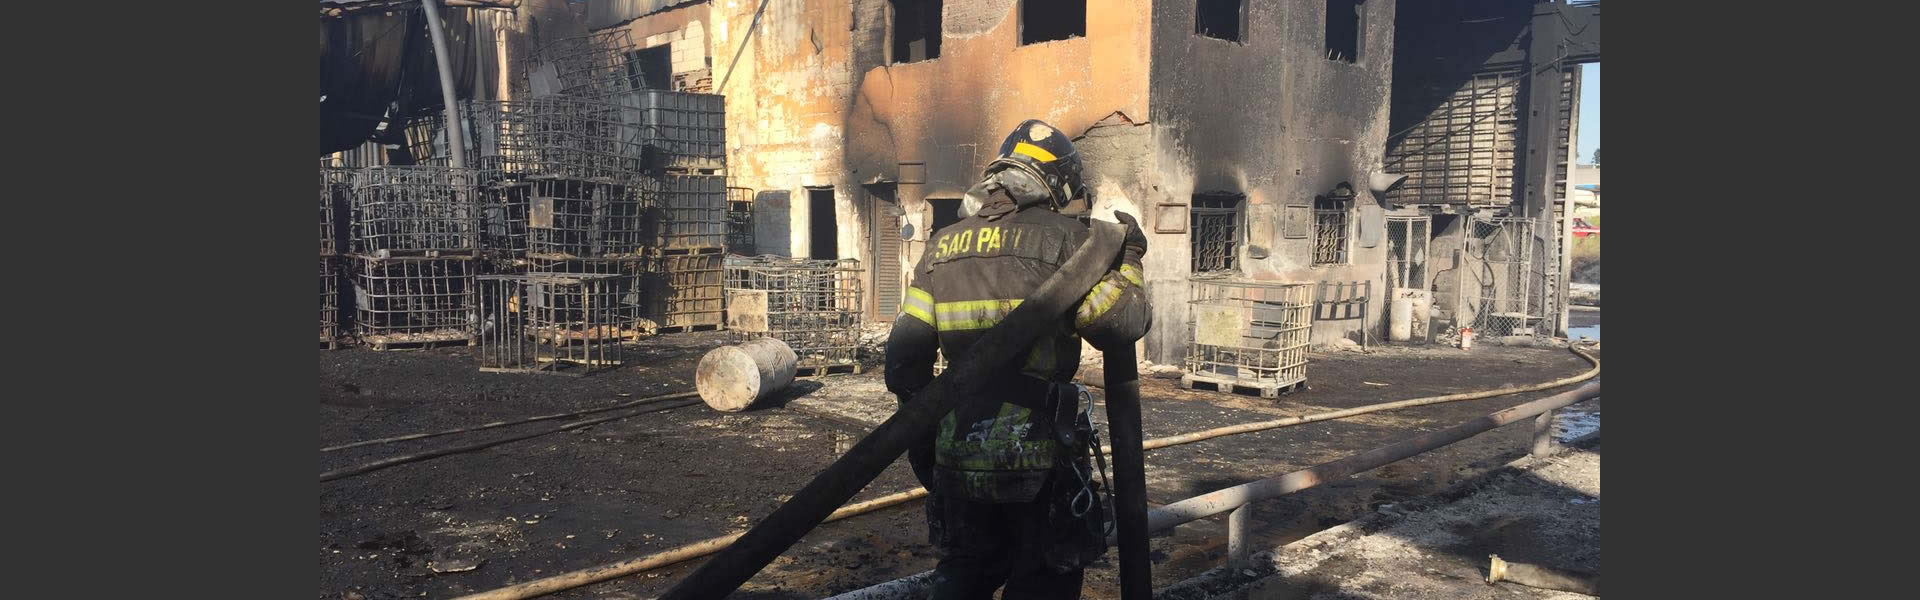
[1567,324,1600,341]
[1553,406,1601,442]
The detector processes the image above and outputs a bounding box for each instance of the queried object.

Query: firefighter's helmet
[985,119,1086,210]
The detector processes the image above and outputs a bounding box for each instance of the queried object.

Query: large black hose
[657,223,1128,600]
[1100,343,1152,600]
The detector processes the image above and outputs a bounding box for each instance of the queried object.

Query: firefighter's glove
[1114,211,1148,264]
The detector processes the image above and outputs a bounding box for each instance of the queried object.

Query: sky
[1576,63,1599,165]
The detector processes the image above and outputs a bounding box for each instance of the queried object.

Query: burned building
[590,0,1408,365]
[324,0,1595,366]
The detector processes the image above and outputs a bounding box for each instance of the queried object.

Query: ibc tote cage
[723,256,863,370]
[1184,277,1313,397]
[475,274,638,376]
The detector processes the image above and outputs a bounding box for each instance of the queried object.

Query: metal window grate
[1191,195,1242,274]
[1387,216,1430,290]
[1186,277,1312,390]
[476,274,635,376]
[1313,207,1350,266]
[724,256,863,368]
[351,256,476,345]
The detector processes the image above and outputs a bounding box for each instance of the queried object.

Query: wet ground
[1165,442,1602,600]
[320,334,1600,600]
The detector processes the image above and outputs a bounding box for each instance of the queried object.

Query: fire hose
[450,352,1599,599]
[654,221,1133,600]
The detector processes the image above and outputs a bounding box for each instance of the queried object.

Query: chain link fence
[1461,216,1544,337]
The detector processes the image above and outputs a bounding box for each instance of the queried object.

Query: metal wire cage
[1387,216,1430,291]
[651,174,727,250]
[351,256,476,347]
[606,90,727,170]
[1185,277,1313,396]
[726,186,755,255]
[321,256,341,348]
[525,177,648,258]
[462,98,647,182]
[348,166,482,256]
[1462,216,1540,337]
[724,256,863,369]
[532,30,642,98]
[647,252,726,330]
[476,274,635,376]
[321,168,350,255]
[483,181,531,260]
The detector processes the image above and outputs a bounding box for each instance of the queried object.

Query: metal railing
[824,381,1601,599]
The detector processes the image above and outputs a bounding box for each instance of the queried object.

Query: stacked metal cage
[345,166,482,350]
[1183,277,1313,398]
[318,28,730,356]
[724,256,863,373]
[476,274,636,375]
[321,168,348,349]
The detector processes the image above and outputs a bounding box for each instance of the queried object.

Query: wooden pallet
[320,339,339,350]
[794,363,861,378]
[653,246,724,256]
[358,249,480,259]
[654,323,723,334]
[1179,373,1307,399]
[362,334,474,352]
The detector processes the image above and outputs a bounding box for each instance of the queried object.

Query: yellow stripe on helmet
[1011,142,1058,163]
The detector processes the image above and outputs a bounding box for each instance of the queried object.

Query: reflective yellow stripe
[1119,264,1143,286]
[1012,142,1057,162]
[1076,277,1127,329]
[901,286,935,325]
[935,299,1024,331]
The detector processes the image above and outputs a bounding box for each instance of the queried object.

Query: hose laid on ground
[451,346,1600,600]
[1488,554,1601,595]
[319,399,705,483]
[1131,346,1598,453]
[321,391,702,452]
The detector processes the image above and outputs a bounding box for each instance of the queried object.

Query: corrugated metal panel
[588,0,688,30]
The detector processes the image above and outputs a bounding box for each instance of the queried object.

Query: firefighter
[884,119,1152,600]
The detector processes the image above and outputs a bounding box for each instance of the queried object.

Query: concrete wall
[840,0,1157,297]
[1144,0,1397,360]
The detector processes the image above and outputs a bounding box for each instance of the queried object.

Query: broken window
[1191,194,1243,274]
[1020,0,1086,45]
[1324,0,1361,63]
[891,0,942,63]
[1195,0,1245,42]
[1313,195,1350,266]
[1387,216,1429,290]
[927,197,963,233]
[809,188,838,260]
[623,45,673,90]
